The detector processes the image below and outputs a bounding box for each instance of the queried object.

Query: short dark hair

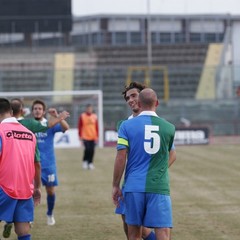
[86,103,92,108]
[10,98,24,115]
[32,99,46,111]
[122,81,146,101]
[0,98,11,115]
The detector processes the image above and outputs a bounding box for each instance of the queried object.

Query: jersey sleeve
[168,125,176,152]
[21,119,48,133]
[54,123,64,133]
[33,120,48,132]
[117,121,128,150]
[34,144,41,162]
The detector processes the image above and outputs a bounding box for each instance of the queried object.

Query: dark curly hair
[122,81,146,101]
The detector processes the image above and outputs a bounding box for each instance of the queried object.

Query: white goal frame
[0,90,104,148]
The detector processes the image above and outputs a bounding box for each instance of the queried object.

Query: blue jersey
[117,111,175,195]
[35,123,63,169]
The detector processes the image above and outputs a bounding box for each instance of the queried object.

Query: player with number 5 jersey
[118,113,175,194]
[112,88,175,240]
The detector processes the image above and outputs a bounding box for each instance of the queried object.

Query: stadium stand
[196,43,223,99]
[0,13,239,135]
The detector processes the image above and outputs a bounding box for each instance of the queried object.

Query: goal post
[126,65,169,102]
[0,90,104,148]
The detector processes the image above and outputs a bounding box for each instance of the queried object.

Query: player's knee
[142,227,153,239]
[14,222,30,237]
[46,187,55,195]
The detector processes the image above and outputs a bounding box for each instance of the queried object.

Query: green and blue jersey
[117,111,175,195]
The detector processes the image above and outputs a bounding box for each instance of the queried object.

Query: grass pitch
[3,144,240,240]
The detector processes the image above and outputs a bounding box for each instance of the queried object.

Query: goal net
[0,90,104,148]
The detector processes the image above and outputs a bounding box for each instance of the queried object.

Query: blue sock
[144,231,156,240]
[18,234,31,240]
[47,194,55,216]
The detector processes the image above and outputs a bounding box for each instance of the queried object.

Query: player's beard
[132,107,140,114]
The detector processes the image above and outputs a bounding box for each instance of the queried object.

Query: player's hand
[48,108,58,117]
[33,188,41,207]
[58,111,70,121]
[112,186,122,207]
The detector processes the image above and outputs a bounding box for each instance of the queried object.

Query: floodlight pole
[146,0,152,86]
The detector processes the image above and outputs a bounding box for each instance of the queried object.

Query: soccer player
[115,82,176,240]
[2,98,70,238]
[116,82,156,240]
[0,98,41,240]
[11,98,69,166]
[32,99,70,226]
[11,98,69,131]
[112,88,175,240]
[78,103,98,170]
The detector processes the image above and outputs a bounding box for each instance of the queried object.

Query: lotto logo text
[5,130,33,141]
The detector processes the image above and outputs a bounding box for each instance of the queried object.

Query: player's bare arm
[112,149,127,207]
[169,149,176,167]
[33,161,41,206]
[47,108,70,130]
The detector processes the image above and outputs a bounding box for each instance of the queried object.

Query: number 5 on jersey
[144,125,160,154]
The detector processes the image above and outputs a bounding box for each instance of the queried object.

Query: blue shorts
[125,192,172,228]
[41,166,58,187]
[0,188,34,222]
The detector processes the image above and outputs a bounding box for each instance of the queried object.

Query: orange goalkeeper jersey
[78,112,98,141]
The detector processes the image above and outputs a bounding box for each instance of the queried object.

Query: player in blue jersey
[116,82,156,240]
[112,88,175,240]
[115,82,176,240]
[32,99,70,226]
